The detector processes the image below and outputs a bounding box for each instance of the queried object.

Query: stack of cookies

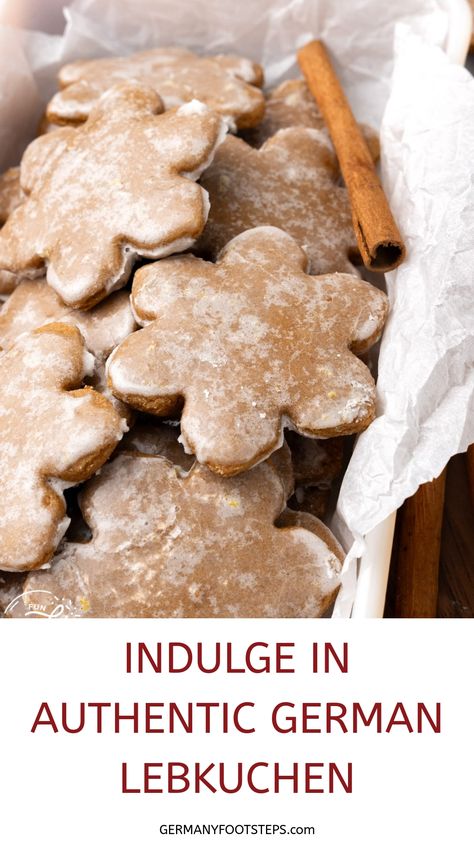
[0,48,388,618]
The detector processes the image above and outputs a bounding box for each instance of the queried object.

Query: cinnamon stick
[297,40,406,273]
[394,469,447,618]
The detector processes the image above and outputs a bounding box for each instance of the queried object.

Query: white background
[0,619,472,840]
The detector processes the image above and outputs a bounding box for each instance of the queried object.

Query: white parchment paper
[0,0,472,615]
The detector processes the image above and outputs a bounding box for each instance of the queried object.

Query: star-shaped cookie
[108,226,388,475]
[197,128,359,274]
[0,322,125,571]
[0,83,226,309]
[24,450,343,617]
[47,47,264,130]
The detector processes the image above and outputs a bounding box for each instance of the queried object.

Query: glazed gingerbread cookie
[0,322,125,572]
[108,226,388,475]
[24,450,342,618]
[47,48,264,131]
[241,79,380,161]
[197,128,359,274]
[0,83,226,309]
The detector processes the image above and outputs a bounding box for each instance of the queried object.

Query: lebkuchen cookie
[108,226,388,475]
[0,323,125,572]
[46,47,265,131]
[197,128,359,275]
[0,280,135,358]
[286,433,345,520]
[24,450,343,618]
[0,83,226,309]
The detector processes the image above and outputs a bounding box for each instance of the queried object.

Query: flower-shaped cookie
[197,128,359,274]
[108,226,388,475]
[47,48,264,130]
[0,83,226,309]
[241,79,380,161]
[0,323,125,572]
[24,451,343,618]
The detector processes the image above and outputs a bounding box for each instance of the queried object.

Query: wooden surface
[386,453,474,618]
[393,470,447,617]
[437,453,474,618]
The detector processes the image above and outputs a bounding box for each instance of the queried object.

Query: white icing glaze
[48,48,264,131]
[0,83,226,308]
[177,99,208,116]
[198,129,359,275]
[182,107,229,180]
[108,226,388,474]
[24,451,343,618]
[0,325,124,572]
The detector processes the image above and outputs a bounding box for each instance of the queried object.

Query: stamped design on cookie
[0,83,226,309]
[24,451,343,618]
[0,322,125,572]
[108,226,388,475]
